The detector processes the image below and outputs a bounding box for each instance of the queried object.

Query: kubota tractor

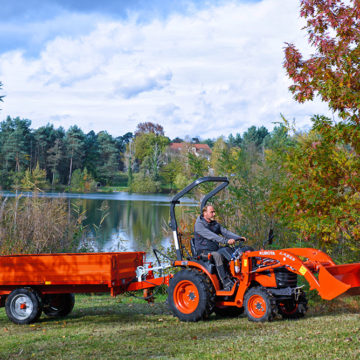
[167,177,360,322]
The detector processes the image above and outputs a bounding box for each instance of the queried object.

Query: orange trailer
[0,252,170,324]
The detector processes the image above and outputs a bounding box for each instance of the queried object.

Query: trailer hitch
[135,264,172,282]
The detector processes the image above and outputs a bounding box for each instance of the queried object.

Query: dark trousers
[202,247,231,267]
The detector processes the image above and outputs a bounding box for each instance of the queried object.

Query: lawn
[0,294,359,360]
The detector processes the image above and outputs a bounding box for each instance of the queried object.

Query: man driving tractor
[194,204,246,291]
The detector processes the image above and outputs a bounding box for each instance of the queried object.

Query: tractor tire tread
[244,286,276,322]
[278,291,308,319]
[168,268,215,322]
[5,288,43,325]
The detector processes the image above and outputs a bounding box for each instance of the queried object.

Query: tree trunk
[68,156,73,185]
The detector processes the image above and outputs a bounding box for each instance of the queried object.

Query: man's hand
[239,236,247,242]
[227,239,236,245]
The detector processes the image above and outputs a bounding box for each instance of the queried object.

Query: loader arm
[242,249,360,300]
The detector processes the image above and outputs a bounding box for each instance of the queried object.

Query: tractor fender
[173,260,221,290]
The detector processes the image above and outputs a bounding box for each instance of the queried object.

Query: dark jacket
[194,215,241,252]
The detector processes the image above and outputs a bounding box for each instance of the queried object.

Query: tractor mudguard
[173,260,221,290]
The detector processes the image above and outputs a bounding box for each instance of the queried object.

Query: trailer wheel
[43,293,75,318]
[168,268,214,322]
[214,305,244,317]
[278,293,308,319]
[5,288,43,325]
[244,287,275,322]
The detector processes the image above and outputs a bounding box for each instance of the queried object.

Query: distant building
[169,143,212,160]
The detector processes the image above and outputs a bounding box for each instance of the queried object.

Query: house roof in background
[169,143,212,153]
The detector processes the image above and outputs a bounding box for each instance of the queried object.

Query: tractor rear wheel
[244,287,275,322]
[5,288,43,325]
[43,293,75,318]
[278,292,308,319]
[168,268,214,322]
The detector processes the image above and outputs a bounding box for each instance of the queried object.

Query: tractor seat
[190,237,198,257]
[190,237,216,261]
[190,238,216,274]
[190,238,211,259]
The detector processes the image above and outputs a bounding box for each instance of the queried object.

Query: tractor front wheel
[278,293,308,319]
[168,268,214,322]
[244,287,275,322]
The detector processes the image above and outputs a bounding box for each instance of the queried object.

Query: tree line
[0,112,275,193]
[0,116,134,191]
[0,110,358,261]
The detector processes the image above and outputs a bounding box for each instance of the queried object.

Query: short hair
[202,204,214,215]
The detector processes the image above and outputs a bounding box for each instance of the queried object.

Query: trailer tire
[278,293,308,319]
[168,268,214,322]
[43,293,75,318]
[244,287,275,322]
[5,288,43,325]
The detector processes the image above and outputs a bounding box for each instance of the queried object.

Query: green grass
[96,186,128,192]
[0,294,359,360]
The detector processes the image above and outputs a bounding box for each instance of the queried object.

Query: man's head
[202,205,216,222]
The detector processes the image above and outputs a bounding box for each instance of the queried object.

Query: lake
[0,191,195,257]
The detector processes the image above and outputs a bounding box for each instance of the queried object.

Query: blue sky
[0,0,331,139]
[0,0,223,55]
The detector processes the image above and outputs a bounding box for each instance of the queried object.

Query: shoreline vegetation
[0,193,89,255]
[0,117,358,264]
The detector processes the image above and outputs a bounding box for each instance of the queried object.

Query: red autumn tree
[284,0,360,124]
[134,122,164,137]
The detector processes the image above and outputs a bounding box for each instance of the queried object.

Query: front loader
[167,177,360,322]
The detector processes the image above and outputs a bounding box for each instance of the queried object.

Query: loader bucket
[318,263,360,300]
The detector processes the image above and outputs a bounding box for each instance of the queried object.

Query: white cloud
[0,0,332,138]
[113,68,173,99]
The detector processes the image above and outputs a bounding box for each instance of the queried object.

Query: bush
[130,173,161,193]
[70,168,97,192]
[109,172,128,187]
[0,194,86,255]
[174,173,188,190]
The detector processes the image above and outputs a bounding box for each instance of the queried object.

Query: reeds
[0,194,86,255]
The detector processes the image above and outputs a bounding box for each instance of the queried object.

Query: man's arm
[219,225,243,241]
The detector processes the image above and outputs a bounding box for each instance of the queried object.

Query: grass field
[0,294,359,360]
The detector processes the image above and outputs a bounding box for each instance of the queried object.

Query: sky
[0,0,332,139]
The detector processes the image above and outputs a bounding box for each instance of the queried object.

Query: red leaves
[311,141,321,149]
[284,0,360,124]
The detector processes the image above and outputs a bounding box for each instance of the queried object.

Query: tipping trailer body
[0,252,170,324]
[0,252,168,299]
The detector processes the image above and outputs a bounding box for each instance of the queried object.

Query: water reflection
[80,199,171,253]
[0,191,194,256]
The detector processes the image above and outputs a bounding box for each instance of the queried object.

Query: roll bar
[170,177,229,260]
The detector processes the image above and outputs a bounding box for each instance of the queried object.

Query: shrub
[0,194,86,255]
[130,173,161,193]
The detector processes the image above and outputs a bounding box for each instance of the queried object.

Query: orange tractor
[167,177,360,322]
